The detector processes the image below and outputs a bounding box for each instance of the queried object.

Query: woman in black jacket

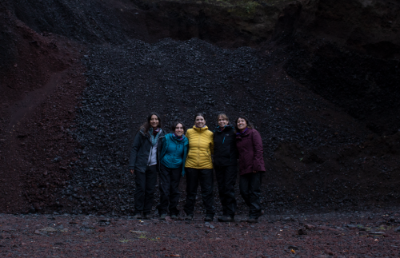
[129,112,165,219]
[213,113,238,222]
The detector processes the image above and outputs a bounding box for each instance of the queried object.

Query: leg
[183,168,199,216]
[215,165,228,215]
[224,165,238,217]
[169,167,182,216]
[134,171,146,213]
[248,172,262,218]
[199,169,215,216]
[239,173,251,209]
[143,165,158,214]
[158,164,171,215]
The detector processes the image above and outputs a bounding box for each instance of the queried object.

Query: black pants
[215,165,237,217]
[239,172,262,218]
[158,164,182,216]
[184,168,215,216]
[134,165,157,214]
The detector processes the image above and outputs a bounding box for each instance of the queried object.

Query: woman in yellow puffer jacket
[183,113,215,221]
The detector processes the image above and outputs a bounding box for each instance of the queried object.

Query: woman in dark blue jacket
[129,112,165,219]
[213,113,238,222]
[158,122,189,219]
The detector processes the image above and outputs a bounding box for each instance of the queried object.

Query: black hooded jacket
[213,125,238,167]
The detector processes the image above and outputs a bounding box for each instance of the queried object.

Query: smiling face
[150,115,159,128]
[236,117,247,131]
[218,115,229,128]
[174,123,184,137]
[195,115,206,128]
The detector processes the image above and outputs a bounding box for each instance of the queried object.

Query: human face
[218,116,228,127]
[174,123,184,137]
[237,118,247,131]
[150,115,159,128]
[195,116,206,128]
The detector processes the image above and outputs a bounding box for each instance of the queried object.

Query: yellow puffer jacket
[185,126,214,169]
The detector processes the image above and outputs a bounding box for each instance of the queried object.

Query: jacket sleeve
[210,132,214,155]
[182,140,189,176]
[159,136,167,162]
[129,132,142,170]
[252,130,266,172]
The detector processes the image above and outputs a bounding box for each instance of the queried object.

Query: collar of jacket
[139,128,164,139]
[192,125,209,132]
[215,125,233,133]
[236,127,252,139]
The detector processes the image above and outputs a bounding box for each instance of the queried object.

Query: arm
[210,132,214,155]
[252,130,265,172]
[129,131,142,172]
[159,136,167,162]
[182,140,189,176]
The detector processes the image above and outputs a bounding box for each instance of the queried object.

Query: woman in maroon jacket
[235,116,265,223]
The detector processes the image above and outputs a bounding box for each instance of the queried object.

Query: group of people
[129,112,265,223]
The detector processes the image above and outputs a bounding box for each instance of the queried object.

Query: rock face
[0,0,399,215]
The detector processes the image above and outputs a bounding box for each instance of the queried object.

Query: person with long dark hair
[184,113,215,221]
[157,122,189,220]
[129,112,165,219]
[235,116,265,223]
[213,113,238,222]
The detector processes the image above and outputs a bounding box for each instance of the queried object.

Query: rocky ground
[0,0,400,217]
[1,209,400,257]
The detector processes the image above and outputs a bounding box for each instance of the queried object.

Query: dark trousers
[158,164,182,216]
[215,165,237,217]
[184,168,215,216]
[134,165,157,214]
[239,172,262,218]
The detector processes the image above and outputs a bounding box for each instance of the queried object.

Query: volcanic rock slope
[0,0,400,215]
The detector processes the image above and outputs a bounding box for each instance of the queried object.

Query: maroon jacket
[236,128,266,175]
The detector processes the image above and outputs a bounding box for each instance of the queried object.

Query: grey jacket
[129,128,165,173]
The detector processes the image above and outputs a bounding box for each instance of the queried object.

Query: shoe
[132,213,143,219]
[204,214,214,222]
[142,213,151,220]
[247,217,259,223]
[170,214,178,220]
[218,215,234,222]
[160,214,167,220]
[184,214,193,221]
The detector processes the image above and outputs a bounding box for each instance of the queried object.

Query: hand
[130,169,134,174]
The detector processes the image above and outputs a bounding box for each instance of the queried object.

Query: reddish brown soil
[0,11,86,213]
[1,210,400,257]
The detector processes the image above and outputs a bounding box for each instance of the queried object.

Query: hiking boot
[142,213,151,220]
[217,215,234,222]
[184,214,194,221]
[132,213,143,219]
[159,214,167,220]
[247,217,259,223]
[204,214,214,222]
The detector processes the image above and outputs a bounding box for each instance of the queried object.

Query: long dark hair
[234,116,253,132]
[140,112,162,133]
